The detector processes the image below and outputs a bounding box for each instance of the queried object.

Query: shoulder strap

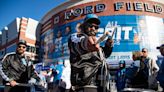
[99,48,104,61]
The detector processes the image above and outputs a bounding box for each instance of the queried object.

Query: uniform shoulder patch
[71,33,85,43]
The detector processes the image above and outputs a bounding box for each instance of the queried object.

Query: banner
[41,15,164,63]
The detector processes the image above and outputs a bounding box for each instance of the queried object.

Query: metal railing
[0,83,46,92]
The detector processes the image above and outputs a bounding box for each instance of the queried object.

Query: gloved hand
[105,37,114,47]
[28,78,36,84]
[37,80,46,89]
[71,33,81,43]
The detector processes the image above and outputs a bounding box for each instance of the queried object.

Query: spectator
[52,59,64,92]
[141,48,159,90]
[37,70,47,92]
[47,64,55,92]
[126,51,143,88]
[116,60,126,91]
[156,55,163,67]
[59,60,71,92]
[156,44,164,91]
[0,40,41,92]
[68,14,114,92]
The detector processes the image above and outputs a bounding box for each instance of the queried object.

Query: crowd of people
[115,48,162,91]
[0,14,163,92]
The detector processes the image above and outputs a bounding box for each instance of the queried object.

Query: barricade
[0,83,46,92]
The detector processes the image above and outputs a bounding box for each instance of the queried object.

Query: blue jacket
[157,58,164,87]
[54,64,64,82]
[116,68,126,91]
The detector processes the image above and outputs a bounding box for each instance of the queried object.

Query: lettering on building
[114,2,163,14]
[64,4,106,20]
[54,1,163,24]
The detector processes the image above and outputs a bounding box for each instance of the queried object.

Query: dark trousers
[76,88,97,92]
[59,87,70,92]
[74,86,108,92]
[48,81,60,92]
[4,86,30,92]
[47,83,53,92]
[74,87,98,92]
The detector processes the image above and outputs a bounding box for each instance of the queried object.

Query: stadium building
[40,0,164,67]
[0,17,40,62]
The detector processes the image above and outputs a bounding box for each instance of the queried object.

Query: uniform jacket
[68,33,113,86]
[0,52,40,84]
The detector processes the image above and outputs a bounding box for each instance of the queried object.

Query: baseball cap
[119,60,125,64]
[17,40,27,46]
[84,14,100,25]
[157,44,164,49]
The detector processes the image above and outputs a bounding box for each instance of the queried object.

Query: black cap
[119,60,125,64]
[157,44,164,49]
[17,40,27,46]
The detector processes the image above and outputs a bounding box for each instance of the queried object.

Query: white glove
[37,80,46,89]
[71,33,82,43]
[28,78,36,84]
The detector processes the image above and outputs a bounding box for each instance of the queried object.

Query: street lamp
[4,27,8,30]
[4,26,8,54]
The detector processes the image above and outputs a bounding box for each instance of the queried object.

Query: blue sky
[0,0,67,30]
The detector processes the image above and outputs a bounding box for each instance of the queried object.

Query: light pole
[4,26,8,54]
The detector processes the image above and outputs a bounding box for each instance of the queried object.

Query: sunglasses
[87,24,99,29]
[18,45,26,49]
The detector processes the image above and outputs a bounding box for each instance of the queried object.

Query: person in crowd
[125,51,144,88]
[156,44,164,91]
[68,14,114,92]
[0,40,41,92]
[156,55,163,67]
[141,48,159,90]
[59,60,71,92]
[52,59,64,92]
[116,60,126,91]
[37,70,48,92]
[47,64,55,92]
